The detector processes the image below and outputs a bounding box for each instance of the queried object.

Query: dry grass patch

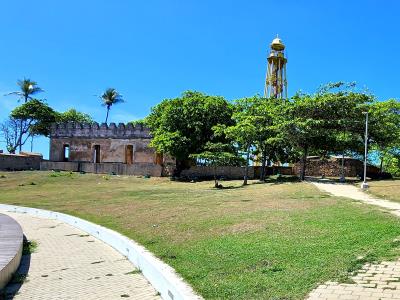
[366,179,400,202]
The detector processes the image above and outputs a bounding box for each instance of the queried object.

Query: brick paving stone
[1,211,161,300]
[305,182,400,300]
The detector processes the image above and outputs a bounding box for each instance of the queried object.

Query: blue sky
[1,0,399,158]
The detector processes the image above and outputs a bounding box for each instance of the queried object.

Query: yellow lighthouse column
[264,35,288,99]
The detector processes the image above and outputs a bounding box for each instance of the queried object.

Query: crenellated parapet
[50,122,151,139]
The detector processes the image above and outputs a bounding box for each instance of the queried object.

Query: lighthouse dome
[270,36,285,51]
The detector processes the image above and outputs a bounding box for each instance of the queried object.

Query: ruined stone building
[41,122,174,176]
[39,123,382,179]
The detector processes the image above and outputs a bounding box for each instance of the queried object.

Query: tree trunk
[340,151,345,182]
[260,147,267,182]
[16,124,23,153]
[380,155,384,173]
[213,165,218,188]
[30,135,34,152]
[174,159,190,177]
[299,146,308,181]
[18,95,29,152]
[243,146,250,185]
[18,119,23,152]
[105,106,110,123]
[174,159,184,177]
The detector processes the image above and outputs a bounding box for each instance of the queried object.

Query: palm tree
[5,78,44,103]
[4,78,44,152]
[100,88,124,123]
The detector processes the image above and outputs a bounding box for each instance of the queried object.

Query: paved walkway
[307,181,400,300]
[0,211,160,300]
[311,181,400,217]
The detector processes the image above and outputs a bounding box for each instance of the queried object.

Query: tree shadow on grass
[217,184,245,190]
[216,176,301,189]
[263,175,300,185]
[172,175,301,189]
[1,235,32,300]
[305,176,360,184]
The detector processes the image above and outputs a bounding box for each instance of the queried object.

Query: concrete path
[311,181,400,217]
[0,211,161,300]
[307,181,400,300]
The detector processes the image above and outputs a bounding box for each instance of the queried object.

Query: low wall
[0,153,42,171]
[180,166,256,180]
[293,159,380,177]
[0,213,23,290]
[0,204,201,300]
[254,166,294,177]
[40,161,162,177]
[41,161,79,172]
[181,166,295,180]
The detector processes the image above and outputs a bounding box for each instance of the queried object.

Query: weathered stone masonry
[48,122,157,163]
[41,122,174,176]
[0,152,42,171]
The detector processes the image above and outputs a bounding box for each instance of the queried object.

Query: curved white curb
[0,213,23,290]
[0,204,202,300]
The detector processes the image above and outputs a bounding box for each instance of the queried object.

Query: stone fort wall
[40,161,163,177]
[293,158,380,177]
[49,122,157,164]
[0,153,42,171]
[50,122,151,139]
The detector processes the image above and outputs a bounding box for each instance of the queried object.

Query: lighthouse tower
[264,35,288,99]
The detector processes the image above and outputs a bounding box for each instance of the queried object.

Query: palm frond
[29,87,45,95]
[4,91,23,97]
[99,88,125,106]
[7,78,43,101]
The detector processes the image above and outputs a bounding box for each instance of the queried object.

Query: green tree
[4,78,44,151]
[190,142,240,188]
[129,119,147,127]
[367,99,400,172]
[0,118,19,153]
[278,83,374,181]
[215,98,260,185]
[244,96,286,181]
[57,108,93,123]
[99,88,124,123]
[278,92,337,180]
[381,149,400,177]
[11,99,57,150]
[315,82,372,180]
[146,91,234,175]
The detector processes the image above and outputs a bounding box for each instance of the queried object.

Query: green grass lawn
[1,171,400,299]
[366,179,400,202]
